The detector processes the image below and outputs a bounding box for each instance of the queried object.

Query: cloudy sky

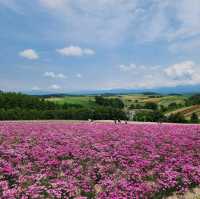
[0,0,200,92]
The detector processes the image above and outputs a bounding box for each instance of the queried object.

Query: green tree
[188,94,200,105]
[133,110,165,122]
[168,102,178,110]
[168,113,186,123]
[95,96,124,109]
[145,102,158,110]
[190,113,199,123]
[160,105,167,113]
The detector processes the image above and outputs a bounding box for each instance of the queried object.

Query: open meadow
[0,121,200,198]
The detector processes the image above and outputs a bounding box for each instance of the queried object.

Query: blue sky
[0,0,200,92]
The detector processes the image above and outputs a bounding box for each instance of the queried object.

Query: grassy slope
[157,96,187,106]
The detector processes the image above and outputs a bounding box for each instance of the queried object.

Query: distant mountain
[153,85,200,94]
[76,85,200,95]
[104,85,200,95]
[24,84,200,96]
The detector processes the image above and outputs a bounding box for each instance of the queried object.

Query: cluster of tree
[133,110,166,122]
[160,103,184,113]
[133,110,199,123]
[147,95,163,98]
[167,112,187,123]
[130,102,185,113]
[0,92,58,110]
[129,102,158,110]
[0,92,127,120]
[95,96,124,109]
[160,105,168,113]
[186,94,200,106]
[0,107,127,121]
[62,103,83,109]
[142,92,161,96]
[167,102,183,110]
[168,93,183,96]
[144,102,158,110]
[129,104,144,109]
[190,113,199,123]
[167,112,198,123]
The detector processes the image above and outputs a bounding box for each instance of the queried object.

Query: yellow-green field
[47,96,96,107]
[46,94,187,108]
[107,94,187,107]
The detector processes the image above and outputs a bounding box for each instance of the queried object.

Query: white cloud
[19,49,39,60]
[50,84,61,90]
[119,63,159,72]
[57,73,66,79]
[119,64,137,72]
[115,61,200,89]
[163,60,200,86]
[44,72,66,79]
[32,86,41,91]
[164,61,195,79]
[56,46,95,57]
[83,48,95,55]
[44,72,55,78]
[56,46,81,56]
[76,73,82,78]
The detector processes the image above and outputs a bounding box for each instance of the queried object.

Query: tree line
[0,92,127,120]
[95,96,124,109]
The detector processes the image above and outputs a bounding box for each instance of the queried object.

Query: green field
[46,94,187,108]
[47,96,96,107]
[105,94,187,108]
[47,94,188,106]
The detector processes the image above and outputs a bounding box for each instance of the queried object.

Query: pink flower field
[0,122,200,199]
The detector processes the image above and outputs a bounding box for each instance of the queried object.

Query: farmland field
[0,122,200,198]
[46,94,188,108]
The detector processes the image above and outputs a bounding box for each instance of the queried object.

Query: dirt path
[0,120,200,126]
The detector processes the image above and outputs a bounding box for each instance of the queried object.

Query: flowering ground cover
[0,122,200,198]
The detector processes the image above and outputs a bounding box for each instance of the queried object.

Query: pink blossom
[0,122,199,198]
